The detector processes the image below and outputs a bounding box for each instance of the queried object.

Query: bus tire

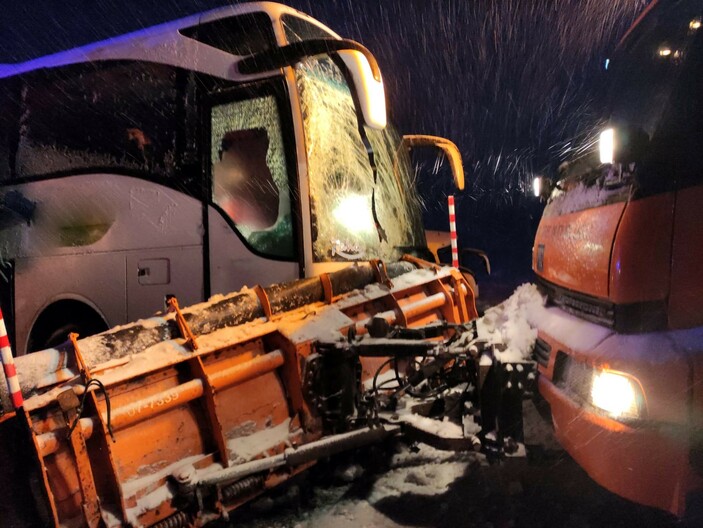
[27,301,108,352]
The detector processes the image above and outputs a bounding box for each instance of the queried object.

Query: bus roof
[0,1,340,81]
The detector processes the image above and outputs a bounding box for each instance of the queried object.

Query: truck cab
[532,0,703,516]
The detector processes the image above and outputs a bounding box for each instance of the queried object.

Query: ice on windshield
[296,57,425,262]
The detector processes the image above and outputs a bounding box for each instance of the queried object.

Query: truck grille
[537,278,615,328]
[533,338,551,368]
[554,353,593,402]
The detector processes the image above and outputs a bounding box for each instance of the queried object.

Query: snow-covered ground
[222,285,676,528]
[226,401,675,528]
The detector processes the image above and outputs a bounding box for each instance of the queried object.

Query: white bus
[0,2,463,354]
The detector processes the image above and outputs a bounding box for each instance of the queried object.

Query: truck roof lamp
[238,38,386,129]
[533,176,542,197]
[599,128,615,164]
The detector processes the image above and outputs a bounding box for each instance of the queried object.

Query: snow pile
[368,443,475,503]
[476,283,546,362]
[545,181,629,217]
[227,418,294,463]
[397,414,464,439]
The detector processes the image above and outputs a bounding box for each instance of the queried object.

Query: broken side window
[210,95,294,259]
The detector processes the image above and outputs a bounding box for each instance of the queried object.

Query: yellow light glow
[599,128,615,164]
[591,370,639,418]
[533,177,542,197]
[659,47,672,57]
[690,18,701,30]
[333,194,375,234]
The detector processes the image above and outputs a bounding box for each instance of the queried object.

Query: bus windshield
[296,57,425,262]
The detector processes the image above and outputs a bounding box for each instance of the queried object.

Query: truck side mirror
[237,38,386,130]
[400,135,465,191]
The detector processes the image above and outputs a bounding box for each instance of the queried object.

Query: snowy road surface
[226,402,676,528]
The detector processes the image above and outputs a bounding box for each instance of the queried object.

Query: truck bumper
[539,375,692,516]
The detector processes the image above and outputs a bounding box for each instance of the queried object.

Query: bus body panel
[15,253,126,354]
[207,207,298,294]
[3,174,204,353]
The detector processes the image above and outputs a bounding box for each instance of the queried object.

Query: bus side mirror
[401,135,465,191]
[337,50,386,130]
[237,38,387,130]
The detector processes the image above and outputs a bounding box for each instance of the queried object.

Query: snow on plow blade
[0,258,496,527]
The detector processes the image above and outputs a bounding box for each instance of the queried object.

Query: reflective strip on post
[448,195,459,268]
[0,308,22,409]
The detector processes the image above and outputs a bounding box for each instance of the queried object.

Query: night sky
[1,0,648,302]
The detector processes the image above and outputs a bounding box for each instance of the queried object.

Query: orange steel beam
[400,292,447,321]
[111,378,204,431]
[208,349,284,391]
[353,290,454,335]
[37,350,285,457]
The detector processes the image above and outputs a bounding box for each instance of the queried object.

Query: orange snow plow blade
[0,259,483,527]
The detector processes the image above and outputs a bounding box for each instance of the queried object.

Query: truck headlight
[590,369,644,419]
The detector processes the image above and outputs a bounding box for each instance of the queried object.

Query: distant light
[690,18,701,30]
[658,47,672,57]
[599,128,615,164]
[604,58,610,70]
[333,194,375,234]
[533,177,541,197]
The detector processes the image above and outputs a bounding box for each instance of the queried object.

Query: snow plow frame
[0,258,538,528]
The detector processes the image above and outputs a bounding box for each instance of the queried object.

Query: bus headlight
[590,369,644,419]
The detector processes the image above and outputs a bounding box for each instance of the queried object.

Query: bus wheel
[27,301,109,352]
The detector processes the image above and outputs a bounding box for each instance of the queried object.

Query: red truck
[532,0,703,516]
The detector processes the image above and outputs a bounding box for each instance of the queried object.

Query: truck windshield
[547,0,703,216]
[296,57,425,262]
[607,0,701,141]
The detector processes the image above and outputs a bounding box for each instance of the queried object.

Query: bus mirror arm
[238,38,381,81]
[400,135,465,191]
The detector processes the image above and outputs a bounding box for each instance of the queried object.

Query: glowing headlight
[333,194,375,234]
[599,128,615,164]
[590,370,642,419]
[533,176,542,197]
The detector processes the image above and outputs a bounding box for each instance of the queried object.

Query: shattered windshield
[547,0,703,217]
[296,57,425,262]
